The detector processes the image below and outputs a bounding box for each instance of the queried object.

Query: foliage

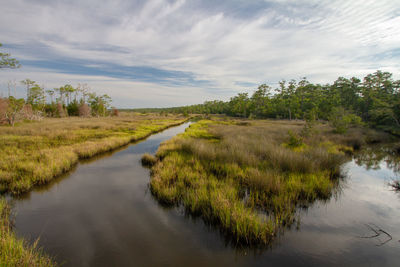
[0,97,25,126]
[0,43,20,69]
[88,93,112,117]
[132,70,400,134]
[27,83,46,111]
[67,101,79,116]
[328,107,362,134]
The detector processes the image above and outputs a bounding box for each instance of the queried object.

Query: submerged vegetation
[0,198,56,266]
[146,118,392,245]
[0,113,187,194]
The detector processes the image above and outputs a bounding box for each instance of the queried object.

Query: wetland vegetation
[0,113,188,194]
[0,199,55,267]
[146,117,393,245]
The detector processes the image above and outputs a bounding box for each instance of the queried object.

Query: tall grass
[0,113,188,194]
[148,119,370,245]
[0,198,56,266]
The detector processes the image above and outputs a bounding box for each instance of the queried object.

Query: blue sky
[0,0,399,108]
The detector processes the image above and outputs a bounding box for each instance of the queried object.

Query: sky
[0,0,399,108]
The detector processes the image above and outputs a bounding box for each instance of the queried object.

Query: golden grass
[147,118,385,245]
[0,198,56,266]
[0,112,188,194]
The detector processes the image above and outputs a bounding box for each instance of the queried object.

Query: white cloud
[0,0,399,107]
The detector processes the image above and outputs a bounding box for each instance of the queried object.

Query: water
[12,125,400,266]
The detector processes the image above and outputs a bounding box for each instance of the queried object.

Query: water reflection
[10,127,400,267]
[353,145,400,175]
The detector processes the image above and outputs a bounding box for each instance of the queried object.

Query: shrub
[0,98,8,124]
[286,130,303,148]
[111,107,119,117]
[67,101,79,116]
[78,103,91,117]
[56,103,67,117]
[22,104,33,120]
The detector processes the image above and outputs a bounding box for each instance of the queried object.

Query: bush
[67,101,79,116]
[44,103,57,117]
[111,107,119,117]
[78,103,91,117]
[0,98,9,124]
[287,130,303,148]
[56,103,67,117]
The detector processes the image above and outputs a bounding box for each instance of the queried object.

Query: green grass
[141,153,157,167]
[147,118,387,245]
[0,198,56,267]
[0,113,188,194]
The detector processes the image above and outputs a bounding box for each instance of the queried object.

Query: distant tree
[0,43,21,69]
[63,84,75,105]
[46,89,55,103]
[328,107,362,134]
[21,79,36,102]
[1,96,25,126]
[27,83,45,111]
[88,93,112,116]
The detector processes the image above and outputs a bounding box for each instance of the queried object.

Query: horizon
[0,0,399,108]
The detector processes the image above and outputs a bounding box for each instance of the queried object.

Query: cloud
[0,0,399,107]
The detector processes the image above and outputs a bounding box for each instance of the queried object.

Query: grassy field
[0,113,188,194]
[146,117,391,245]
[0,198,56,266]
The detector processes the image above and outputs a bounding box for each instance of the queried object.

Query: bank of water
[11,124,400,266]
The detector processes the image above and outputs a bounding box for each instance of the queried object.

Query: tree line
[135,71,400,134]
[0,43,116,125]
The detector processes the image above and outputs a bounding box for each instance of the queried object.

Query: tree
[250,84,270,118]
[21,79,36,102]
[228,93,250,117]
[63,84,75,105]
[27,84,45,111]
[88,93,112,117]
[328,107,362,134]
[0,43,21,69]
[46,89,55,103]
[1,96,25,126]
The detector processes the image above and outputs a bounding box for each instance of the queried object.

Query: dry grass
[0,112,188,194]
[148,118,379,245]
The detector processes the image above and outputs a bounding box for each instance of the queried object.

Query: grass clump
[148,119,368,245]
[0,198,56,266]
[0,113,188,194]
[141,153,157,167]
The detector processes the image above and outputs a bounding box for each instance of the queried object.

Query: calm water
[12,124,400,266]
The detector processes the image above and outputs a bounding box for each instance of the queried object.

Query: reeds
[0,113,188,194]
[0,198,56,266]
[141,153,157,167]
[149,119,358,245]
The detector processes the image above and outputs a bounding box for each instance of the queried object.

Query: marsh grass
[0,198,56,266]
[141,153,157,167]
[0,113,188,194]
[148,119,382,245]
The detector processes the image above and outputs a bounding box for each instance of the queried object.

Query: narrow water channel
[12,124,400,266]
